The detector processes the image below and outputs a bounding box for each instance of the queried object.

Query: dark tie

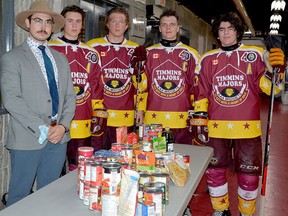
[38,45,59,116]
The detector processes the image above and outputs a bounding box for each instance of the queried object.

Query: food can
[102,162,122,194]
[161,152,174,161]
[78,179,84,200]
[143,182,166,212]
[138,124,150,141]
[120,162,129,170]
[101,193,120,216]
[142,136,152,152]
[183,155,190,167]
[78,146,94,159]
[137,198,156,216]
[94,155,106,162]
[89,185,102,211]
[84,158,94,184]
[148,130,159,141]
[77,157,85,196]
[150,173,170,205]
[82,182,90,206]
[155,157,164,166]
[143,188,163,216]
[139,172,151,186]
[90,162,102,186]
[121,146,133,164]
[150,124,163,134]
[111,143,125,152]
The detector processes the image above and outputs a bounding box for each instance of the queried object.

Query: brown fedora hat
[15,0,65,32]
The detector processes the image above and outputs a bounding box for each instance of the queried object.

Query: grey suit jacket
[0,41,76,150]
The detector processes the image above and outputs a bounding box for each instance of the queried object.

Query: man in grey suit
[0,1,76,206]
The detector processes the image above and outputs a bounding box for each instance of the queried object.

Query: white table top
[0,144,213,216]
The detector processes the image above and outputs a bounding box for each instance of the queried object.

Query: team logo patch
[101,52,107,57]
[179,50,190,61]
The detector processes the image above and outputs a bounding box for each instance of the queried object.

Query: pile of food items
[76,124,191,216]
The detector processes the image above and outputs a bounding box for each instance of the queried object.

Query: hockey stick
[259,51,278,215]
[133,61,143,132]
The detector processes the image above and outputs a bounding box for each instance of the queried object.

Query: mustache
[37,30,48,34]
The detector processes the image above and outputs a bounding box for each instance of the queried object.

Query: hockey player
[192,12,285,216]
[49,5,105,171]
[137,9,199,144]
[87,7,143,149]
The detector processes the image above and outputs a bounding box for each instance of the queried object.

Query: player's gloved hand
[90,108,108,136]
[130,45,147,75]
[269,48,285,67]
[189,112,209,146]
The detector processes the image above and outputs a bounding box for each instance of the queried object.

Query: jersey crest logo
[212,64,249,107]
[241,51,257,63]
[151,59,185,99]
[101,52,107,57]
[179,50,190,61]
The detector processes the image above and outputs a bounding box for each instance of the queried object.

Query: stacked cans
[138,172,170,216]
[77,147,104,212]
[101,162,122,216]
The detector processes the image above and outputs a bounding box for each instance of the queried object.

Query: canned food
[101,193,120,216]
[148,130,159,141]
[143,188,163,216]
[138,124,150,140]
[90,162,102,186]
[78,157,85,178]
[111,143,125,152]
[142,138,152,152]
[183,155,190,167]
[82,182,90,206]
[150,173,170,205]
[121,162,129,170]
[144,182,166,211]
[84,158,94,184]
[102,162,122,194]
[121,146,133,164]
[78,146,94,159]
[94,155,106,162]
[139,172,151,186]
[78,179,84,200]
[89,185,101,211]
[137,198,156,216]
[150,124,163,134]
[155,157,164,166]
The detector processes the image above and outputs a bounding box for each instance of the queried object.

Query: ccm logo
[240,165,260,170]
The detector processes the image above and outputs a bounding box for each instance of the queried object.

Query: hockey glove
[91,108,108,136]
[189,112,209,146]
[269,48,285,67]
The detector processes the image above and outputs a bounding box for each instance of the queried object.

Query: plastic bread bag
[164,156,190,187]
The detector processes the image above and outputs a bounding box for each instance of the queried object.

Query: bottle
[162,127,174,152]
